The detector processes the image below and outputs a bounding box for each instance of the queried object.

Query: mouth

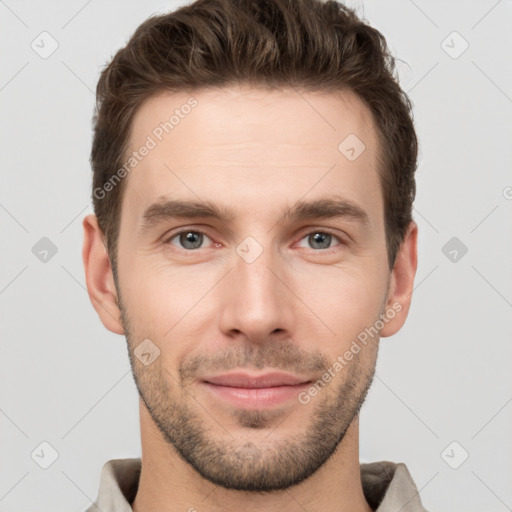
[200,371,312,408]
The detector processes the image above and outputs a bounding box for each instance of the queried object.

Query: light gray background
[1,0,511,510]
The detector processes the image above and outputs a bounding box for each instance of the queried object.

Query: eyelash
[163,228,346,253]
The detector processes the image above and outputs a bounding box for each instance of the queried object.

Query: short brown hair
[91,0,417,273]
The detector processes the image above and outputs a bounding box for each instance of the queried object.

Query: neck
[132,400,372,512]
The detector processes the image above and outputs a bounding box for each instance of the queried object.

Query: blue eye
[167,230,212,250]
[164,229,343,253]
[297,231,342,250]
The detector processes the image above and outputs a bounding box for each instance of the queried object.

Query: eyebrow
[139,196,370,233]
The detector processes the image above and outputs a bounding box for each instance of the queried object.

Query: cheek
[119,258,221,341]
[295,265,388,350]
[119,267,205,378]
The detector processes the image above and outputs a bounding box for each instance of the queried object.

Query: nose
[218,240,296,345]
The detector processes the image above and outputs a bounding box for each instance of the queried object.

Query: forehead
[121,85,383,227]
[129,86,378,158]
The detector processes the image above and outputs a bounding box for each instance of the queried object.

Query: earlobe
[380,221,418,338]
[82,214,125,335]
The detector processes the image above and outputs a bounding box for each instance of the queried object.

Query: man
[82,0,424,510]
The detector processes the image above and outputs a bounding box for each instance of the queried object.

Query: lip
[202,371,310,388]
[200,371,312,409]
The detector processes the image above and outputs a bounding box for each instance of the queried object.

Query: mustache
[179,339,329,382]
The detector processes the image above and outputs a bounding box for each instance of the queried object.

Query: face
[84,85,417,492]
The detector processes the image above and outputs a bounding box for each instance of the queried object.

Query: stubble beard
[119,298,378,492]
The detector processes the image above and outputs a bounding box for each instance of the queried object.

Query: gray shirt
[85,458,428,511]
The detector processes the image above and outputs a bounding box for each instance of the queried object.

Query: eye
[166,230,213,250]
[164,229,344,252]
[296,231,343,250]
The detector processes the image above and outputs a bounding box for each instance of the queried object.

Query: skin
[83,85,417,512]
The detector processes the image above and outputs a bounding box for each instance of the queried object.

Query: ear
[82,214,125,335]
[380,221,418,338]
